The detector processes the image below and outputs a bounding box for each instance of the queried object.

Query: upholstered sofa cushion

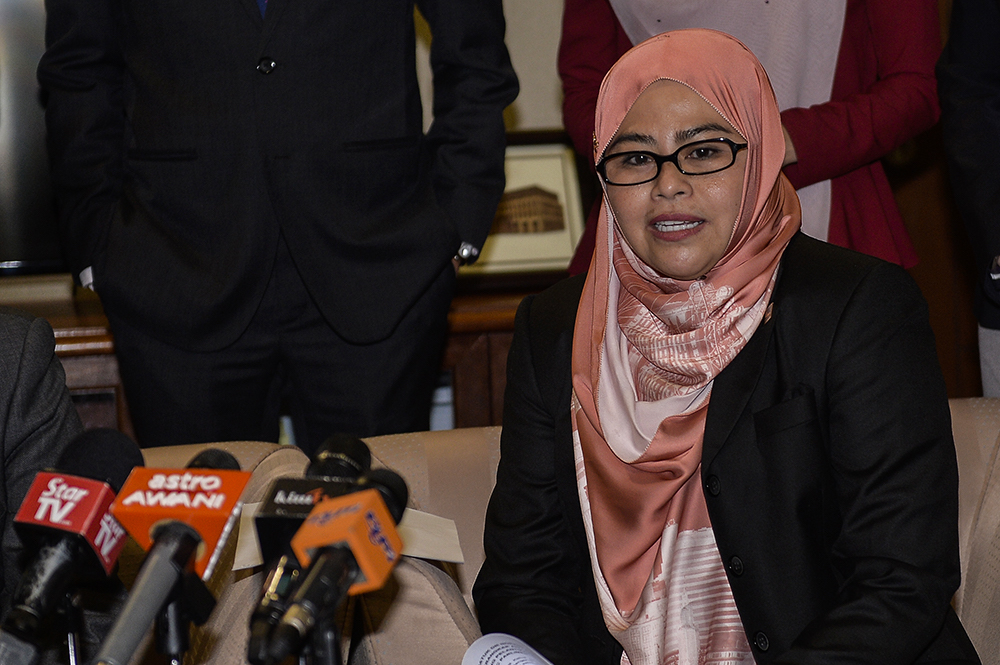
[950,397,1000,663]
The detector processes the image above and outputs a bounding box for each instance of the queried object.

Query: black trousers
[109,236,455,455]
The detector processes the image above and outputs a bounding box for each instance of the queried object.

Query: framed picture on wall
[460,144,584,275]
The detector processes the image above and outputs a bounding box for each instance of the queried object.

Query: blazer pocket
[753,385,818,437]
[127,148,198,162]
[341,135,419,152]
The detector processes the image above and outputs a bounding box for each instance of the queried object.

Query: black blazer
[474,234,980,664]
[938,0,1000,329]
[0,310,82,616]
[38,0,518,349]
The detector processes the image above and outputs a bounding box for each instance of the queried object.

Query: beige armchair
[344,427,501,663]
[119,430,501,665]
[364,426,501,606]
[949,397,1000,664]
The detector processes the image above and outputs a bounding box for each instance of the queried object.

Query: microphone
[253,434,371,565]
[1,429,143,657]
[265,468,408,665]
[307,433,372,481]
[247,434,372,665]
[91,449,251,665]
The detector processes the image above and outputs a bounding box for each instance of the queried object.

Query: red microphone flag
[14,472,125,575]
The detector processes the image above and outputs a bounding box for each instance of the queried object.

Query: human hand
[782,124,798,166]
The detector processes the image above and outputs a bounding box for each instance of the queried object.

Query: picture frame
[460,143,584,275]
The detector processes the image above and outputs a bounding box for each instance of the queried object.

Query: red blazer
[559,0,940,272]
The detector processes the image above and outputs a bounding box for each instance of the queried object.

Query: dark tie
[257,0,266,16]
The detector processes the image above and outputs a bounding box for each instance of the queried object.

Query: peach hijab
[571,29,800,614]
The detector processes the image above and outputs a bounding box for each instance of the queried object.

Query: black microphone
[247,434,372,665]
[264,468,409,665]
[307,433,371,481]
[0,429,143,660]
[91,449,251,665]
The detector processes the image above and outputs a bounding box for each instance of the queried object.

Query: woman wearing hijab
[473,30,979,665]
[559,0,940,275]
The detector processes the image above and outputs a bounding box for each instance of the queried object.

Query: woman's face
[603,80,746,281]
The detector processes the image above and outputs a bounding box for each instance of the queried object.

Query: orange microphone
[265,469,408,665]
[248,434,372,665]
[92,449,251,665]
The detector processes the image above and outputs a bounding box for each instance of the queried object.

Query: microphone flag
[111,467,251,578]
[254,477,357,564]
[14,472,124,575]
[289,488,403,595]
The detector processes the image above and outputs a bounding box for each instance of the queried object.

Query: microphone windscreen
[187,448,241,471]
[307,433,371,479]
[55,428,144,493]
[360,469,408,524]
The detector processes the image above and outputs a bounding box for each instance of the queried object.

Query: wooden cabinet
[15,296,135,438]
[12,282,547,437]
[444,292,521,427]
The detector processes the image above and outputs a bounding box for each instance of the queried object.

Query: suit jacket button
[755,632,769,651]
[705,475,721,496]
[728,556,744,576]
[257,58,277,74]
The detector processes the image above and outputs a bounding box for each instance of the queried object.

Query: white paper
[462,634,554,665]
[396,508,464,563]
[234,501,263,570]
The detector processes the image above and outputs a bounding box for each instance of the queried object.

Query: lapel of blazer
[258,0,289,49]
[236,0,264,28]
[701,272,787,470]
[234,0,289,45]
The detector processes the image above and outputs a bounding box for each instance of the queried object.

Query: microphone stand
[63,592,84,665]
[156,588,188,665]
[305,605,343,665]
[154,570,218,665]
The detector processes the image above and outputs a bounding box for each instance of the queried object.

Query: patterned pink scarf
[571,29,800,615]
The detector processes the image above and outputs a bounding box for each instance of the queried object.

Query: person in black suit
[938,0,1000,398]
[36,0,518,452]
[0,310,82,621]
[473,30,980,664]
[0,310,136,663]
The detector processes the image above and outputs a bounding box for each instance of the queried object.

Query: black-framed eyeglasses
[597,137,748,186]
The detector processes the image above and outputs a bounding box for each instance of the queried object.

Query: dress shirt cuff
[80,266,95,291]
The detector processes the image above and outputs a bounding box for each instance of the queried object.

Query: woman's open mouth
[651,219,703,232]
[650,215,705,238]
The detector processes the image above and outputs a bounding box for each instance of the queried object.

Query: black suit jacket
[474,234,980,664]
[38,0,518,349]
[938,0,1000,329]
[0,310,130,663]
[0,311,82,617]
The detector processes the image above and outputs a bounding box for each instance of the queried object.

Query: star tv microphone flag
[1,429,142,664]
[13,456,131,576]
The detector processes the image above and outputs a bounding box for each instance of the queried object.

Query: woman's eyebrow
[607,123,738,154]
[606,131,657,153]
[674,122,736,143]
